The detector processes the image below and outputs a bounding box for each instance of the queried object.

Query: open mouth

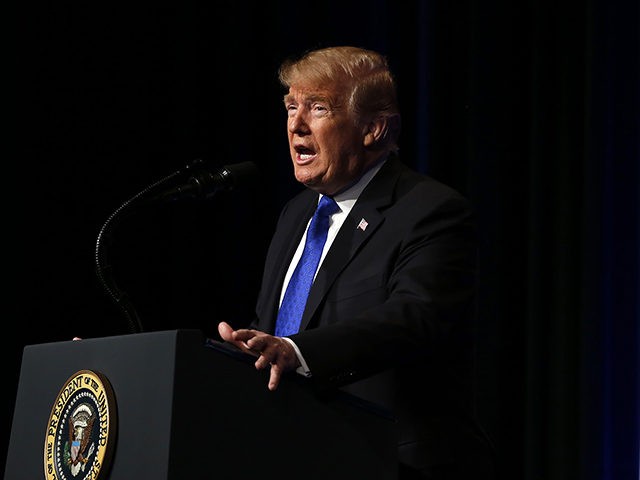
[294,145,317,163]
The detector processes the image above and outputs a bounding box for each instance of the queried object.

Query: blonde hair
[279,46,401,151]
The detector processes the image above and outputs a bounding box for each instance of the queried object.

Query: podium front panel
[5,330,397,479]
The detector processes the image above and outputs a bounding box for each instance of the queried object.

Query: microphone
[154,160,260,202]
[95,159,260,333]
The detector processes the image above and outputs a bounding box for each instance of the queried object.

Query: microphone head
[217,161,260,191]
[185,161,261,200]
[146,160,260,203]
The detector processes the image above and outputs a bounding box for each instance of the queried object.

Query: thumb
[217,321,233,341]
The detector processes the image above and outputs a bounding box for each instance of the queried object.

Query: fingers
[255,352,283,391]
[218,322,259,356]
[250,337,298,391]
[217,322,296,391]
[268,363,282,391]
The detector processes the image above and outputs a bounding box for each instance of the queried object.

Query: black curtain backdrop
[8,1,639,479]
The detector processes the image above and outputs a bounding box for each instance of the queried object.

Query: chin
[298,176,324,193]
[294,167,316,185]
[294,168,333,194]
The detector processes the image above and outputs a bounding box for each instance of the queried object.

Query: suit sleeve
[289,188,478,390]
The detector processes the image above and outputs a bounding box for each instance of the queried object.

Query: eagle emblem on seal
[64,403,96,476]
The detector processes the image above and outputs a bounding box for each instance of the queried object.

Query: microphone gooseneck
[95,168,183,334]
[95,160,259,334]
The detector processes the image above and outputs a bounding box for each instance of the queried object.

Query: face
[284,85,372,196]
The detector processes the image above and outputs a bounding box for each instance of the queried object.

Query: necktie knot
[317,195,340,218]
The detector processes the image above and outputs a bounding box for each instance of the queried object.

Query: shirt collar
[319,157,387,213]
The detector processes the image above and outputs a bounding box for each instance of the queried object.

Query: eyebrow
[283,93,331,105]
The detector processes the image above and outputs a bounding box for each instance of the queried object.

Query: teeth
[300,153,314,160]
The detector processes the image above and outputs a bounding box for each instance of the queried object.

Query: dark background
[8,1,638,479]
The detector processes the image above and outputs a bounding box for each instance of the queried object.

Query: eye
[286,103,298,116]
[311,103,329,116]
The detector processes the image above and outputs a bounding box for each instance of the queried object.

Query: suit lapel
[298,158,402,331]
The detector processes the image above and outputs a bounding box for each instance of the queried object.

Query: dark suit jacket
[253,155,495,476]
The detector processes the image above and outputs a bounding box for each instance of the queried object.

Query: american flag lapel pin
[357,218,369,231]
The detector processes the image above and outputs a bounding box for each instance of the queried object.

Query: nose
[288,110,310,135]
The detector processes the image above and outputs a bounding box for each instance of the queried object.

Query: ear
[363,114,400,148]
[363,117,387,148]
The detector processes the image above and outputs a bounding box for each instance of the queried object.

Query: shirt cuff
[281,337,312,377]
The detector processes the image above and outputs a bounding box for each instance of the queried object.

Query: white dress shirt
[279,159,386,376]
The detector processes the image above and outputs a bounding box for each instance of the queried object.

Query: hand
[217,322,300,391]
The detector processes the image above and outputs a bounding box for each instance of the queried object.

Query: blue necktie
[275,195,340,337]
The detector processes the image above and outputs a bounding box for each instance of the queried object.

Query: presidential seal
[44,370,117,480]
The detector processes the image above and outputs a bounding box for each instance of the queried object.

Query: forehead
[284,84,343,103]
